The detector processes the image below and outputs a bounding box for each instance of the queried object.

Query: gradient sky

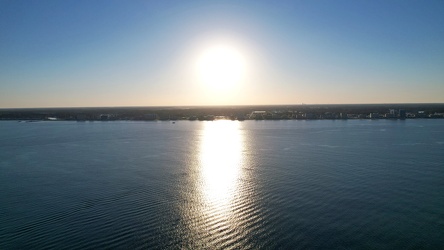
[1,0,443,108]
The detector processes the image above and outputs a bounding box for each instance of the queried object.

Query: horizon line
[2,102,444,110]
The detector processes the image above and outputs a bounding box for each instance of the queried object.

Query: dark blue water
[1,120,443,249]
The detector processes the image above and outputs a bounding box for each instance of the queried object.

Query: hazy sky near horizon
[1,0,443,108]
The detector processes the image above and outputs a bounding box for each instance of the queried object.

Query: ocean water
[1,120,443,249]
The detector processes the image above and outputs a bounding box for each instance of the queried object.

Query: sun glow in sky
[1,0,444,108]
[196,45,246,92]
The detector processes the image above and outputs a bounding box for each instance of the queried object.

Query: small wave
[394,143,427,146]
[318,144,340,148]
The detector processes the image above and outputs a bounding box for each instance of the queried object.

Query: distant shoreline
[1,104,443,121]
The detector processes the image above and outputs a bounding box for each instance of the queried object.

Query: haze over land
[1,0,443,108]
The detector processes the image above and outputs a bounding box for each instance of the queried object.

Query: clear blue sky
[1,0,443,108]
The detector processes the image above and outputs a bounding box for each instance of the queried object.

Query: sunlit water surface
[1,120,443,249]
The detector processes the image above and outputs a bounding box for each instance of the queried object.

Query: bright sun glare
[197,45,245,91]
[200,121,243,205]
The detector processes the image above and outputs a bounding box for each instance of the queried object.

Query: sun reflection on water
[177,120,258,248]
[199,121,244,207]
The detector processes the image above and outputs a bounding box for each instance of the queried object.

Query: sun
[197,45,245,91]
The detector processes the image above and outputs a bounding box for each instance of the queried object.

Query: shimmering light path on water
[1,120,443,249]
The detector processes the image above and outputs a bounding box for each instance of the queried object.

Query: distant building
[386,109,397,119]
[294,113,304,119]
[249,111,266,120]
[100,114,110,121]
[417,111,426,118]
[322,112,333,119]
[399,109,406,119]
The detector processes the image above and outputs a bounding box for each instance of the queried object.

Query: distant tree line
[1,104,443,121]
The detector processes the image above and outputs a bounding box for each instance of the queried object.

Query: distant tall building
[386,109,396,118]
[399,109,406,119]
